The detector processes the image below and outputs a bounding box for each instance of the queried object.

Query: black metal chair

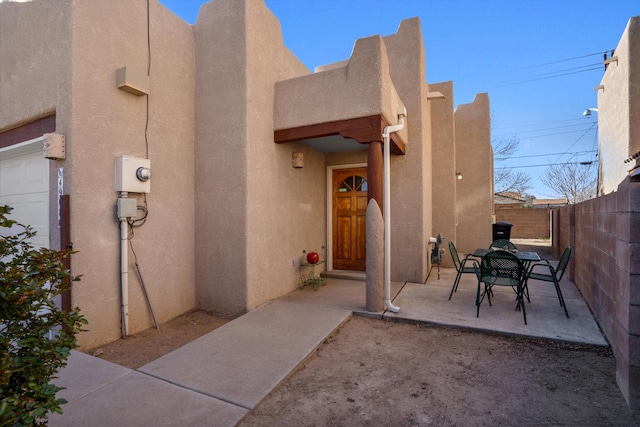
[475,250,527,324]
[448,241,479,300]
[489,239,518,252]
[523,246,571,318]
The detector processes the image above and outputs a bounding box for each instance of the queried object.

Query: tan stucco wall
[325,150,368,167]
[2,0,197,348]
[0,1,69,129]
[244,0,326,310]
[194,0,325,315]
[383,18,432,282]
[69,0,196,348]
[274,34,408,146]
[0,0,72,251]
[454,93,493,255]
[429,81,456,268]
[598,16,640,195]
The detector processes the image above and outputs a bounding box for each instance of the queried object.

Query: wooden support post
[367,140,383,212]
[60,194,72,313]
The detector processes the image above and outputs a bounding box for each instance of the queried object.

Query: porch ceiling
[300,135,365,153]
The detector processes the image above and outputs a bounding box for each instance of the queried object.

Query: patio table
[472,248,540,263]
[472,248,540,302]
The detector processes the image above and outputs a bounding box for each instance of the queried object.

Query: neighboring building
[493,193,566,240]
[531,198,567,208]
[0,0,493,348]
[543,15,640,409]
[494,192,567,209]
[583,14,640,409]
[494,191,525,208]
[596,15,640,195]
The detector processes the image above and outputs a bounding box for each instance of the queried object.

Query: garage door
[0,138,49,248]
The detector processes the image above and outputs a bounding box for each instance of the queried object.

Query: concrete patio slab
[384,267,607,346]
[279,277,404,315]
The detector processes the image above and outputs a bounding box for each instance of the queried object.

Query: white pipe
[382,108,406,313]
[119,193,130,337]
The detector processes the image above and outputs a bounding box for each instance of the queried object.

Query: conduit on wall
[382,107,407,313]
[119,193,131,337]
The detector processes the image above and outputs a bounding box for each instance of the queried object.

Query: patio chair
[448,241,479,300]
[523,246,571,318]
[489,239,518,252]
[475,250,527,324]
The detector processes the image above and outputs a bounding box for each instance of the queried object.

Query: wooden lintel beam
[390,135,405,155]
[0,115,56,149]
[274,115,382,144]
[274,114,405,155]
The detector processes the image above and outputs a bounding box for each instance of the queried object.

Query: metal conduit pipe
[118,193,130,337]
[382,107,407,313]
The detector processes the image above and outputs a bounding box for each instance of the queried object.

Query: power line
[503,51,610,73]
[501,127,596,140]
[590,124,599,153]
[490,66,603,88]
[496,160,594,170]
[526,62,602,79]
[497,150,596,160]
[495,124,598,177]
[494,122,595,138]
[530,123,597,182]
[548,122,597,164]
[495,117,585,130]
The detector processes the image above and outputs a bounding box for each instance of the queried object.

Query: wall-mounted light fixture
[456,172,463,180]
[583,108,598,117]
[292,152,304,168]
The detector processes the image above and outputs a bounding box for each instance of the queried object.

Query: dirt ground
[89,310,640,426]
[87,310,231,369]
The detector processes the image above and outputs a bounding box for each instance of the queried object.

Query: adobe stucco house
[552,15,640,408]
[597,16,640,194]
[0,0,493,349]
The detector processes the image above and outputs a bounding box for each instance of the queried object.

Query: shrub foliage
[0,206,86,426]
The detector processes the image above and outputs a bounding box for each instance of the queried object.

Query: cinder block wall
[495,208,550,239]
[554,180,640,408]
[551,206,575,280]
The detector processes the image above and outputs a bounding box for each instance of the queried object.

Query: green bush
[0,205,86,426]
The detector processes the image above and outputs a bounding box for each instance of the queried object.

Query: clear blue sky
[159,0,638,198]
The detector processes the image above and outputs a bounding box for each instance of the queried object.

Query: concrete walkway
[49,264,606,426]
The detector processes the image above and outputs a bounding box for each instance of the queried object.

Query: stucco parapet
[274,33,407,145]
[382,17,426,95]
[455,93,490,121]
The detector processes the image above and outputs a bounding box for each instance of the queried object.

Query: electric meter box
[115,155,151,193]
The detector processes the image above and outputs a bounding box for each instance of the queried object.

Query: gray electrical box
[117,197,138,219]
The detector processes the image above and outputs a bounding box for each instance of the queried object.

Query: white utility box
[115,155,151,193]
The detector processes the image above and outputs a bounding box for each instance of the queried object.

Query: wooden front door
[333,168,368,271]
